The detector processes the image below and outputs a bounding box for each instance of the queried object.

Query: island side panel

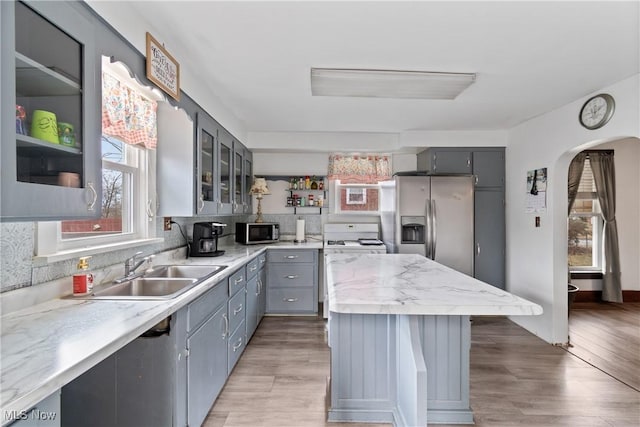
[328,312,397,423]
[421,315,473,424]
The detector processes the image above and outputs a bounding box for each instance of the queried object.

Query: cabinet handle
[476,243,481,256]
[234,304,243,315]
[233,337,243,352]
[285,275,299,279]
[234,276,244,284]
[285,255,298,259]
[260,258,266,264]
[87,181,97,211]
[257,279,262,295]
[249,265,257,272]
[283,298,298,303]
[222,313,229,338]
[474,175,479,186]
[198,194,205,212]
[467,158,471,168]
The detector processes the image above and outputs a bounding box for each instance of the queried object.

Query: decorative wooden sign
[146,32,180,101]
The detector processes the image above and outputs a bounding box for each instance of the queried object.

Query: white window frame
[568,211,604,272]
[35,146,159,261]
[332,181,380,215]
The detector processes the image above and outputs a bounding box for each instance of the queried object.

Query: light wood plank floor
[204,315,640,427]
[568,302,640,392]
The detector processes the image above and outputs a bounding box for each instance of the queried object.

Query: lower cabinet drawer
[267,288,315,313]
[227,320,246,373]
[187,283,227,333]
[228,287,246,333]
[267,264,315,288]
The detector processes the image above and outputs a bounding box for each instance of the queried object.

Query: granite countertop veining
[0,240,321,423]
[326,253,543,316]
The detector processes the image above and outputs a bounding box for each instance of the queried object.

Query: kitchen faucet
[125,252,154,276]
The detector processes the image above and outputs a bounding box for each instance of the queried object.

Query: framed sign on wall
[146,32,180,101]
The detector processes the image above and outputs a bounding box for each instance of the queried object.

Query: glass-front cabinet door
[243,149,253,214]
[217,129,233,214]
[233,143,243,213]
[196,112,218,215]
[1,0,100,221]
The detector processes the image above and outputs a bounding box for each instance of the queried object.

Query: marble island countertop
[0,240,321,422]
[326,253,543,316]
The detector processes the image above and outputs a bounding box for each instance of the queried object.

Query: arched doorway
[560,137,639,389]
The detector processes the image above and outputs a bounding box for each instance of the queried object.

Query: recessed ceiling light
[310,68,476,100]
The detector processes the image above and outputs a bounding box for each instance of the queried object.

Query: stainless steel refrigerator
[380,174,474,276]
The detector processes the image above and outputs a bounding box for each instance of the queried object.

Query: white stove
[322,224,387,317]
[323,223,387,254]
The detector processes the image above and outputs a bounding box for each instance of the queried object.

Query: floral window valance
[101,72,158,149]
[327,154,392,184]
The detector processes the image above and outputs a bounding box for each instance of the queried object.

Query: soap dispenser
[73,256,94,296]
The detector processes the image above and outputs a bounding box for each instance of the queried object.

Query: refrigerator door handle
[431,199,437,260]
[425,199,431,258]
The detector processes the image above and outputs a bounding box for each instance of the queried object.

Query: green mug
[58,122,75,147]
[30,110,59,144]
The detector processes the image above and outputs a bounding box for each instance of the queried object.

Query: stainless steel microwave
[235,222,279,245]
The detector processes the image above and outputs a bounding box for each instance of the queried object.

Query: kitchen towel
[296,218,305,242]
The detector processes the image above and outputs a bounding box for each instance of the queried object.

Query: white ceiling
[89,1,639,134]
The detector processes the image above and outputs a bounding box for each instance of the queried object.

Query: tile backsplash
[0,213,330,294]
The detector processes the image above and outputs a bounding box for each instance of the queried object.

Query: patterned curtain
[101,72,158,149]
[327,154,392,184]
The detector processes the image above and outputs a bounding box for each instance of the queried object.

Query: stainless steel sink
[144,265,226,280]
[72,264,227,300]
[90,278,197,299]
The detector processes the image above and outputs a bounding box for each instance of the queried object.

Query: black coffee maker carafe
[190,222,226,257]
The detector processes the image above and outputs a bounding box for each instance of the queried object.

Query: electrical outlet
[164,217,172,231]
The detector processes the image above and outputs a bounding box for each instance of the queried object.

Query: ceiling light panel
[310,68,476,100]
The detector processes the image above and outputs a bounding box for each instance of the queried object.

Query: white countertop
[0,241,321,422]
[326,253,543,316]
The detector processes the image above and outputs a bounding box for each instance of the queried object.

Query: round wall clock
[579,93,615,130]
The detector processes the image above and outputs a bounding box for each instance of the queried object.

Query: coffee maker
[190,222,226,257]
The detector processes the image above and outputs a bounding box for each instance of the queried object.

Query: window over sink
[36,57,163,259]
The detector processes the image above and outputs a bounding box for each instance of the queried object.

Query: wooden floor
[204,315,640,427]
[568,302,640,392]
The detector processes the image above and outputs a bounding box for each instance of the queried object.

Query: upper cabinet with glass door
[1,1,100,221]
[217,128,233,215]
[233,141,244,214]
[243,148,253,214]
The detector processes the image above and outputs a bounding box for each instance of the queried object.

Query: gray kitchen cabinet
[417,149,472,174]
[475,190,505,289]
[227,266,246,373]
[1,0,101,221]
[217,128,234,215]
[186,303,227,427]
[157,108,251,217]
[245,254,266,340]
[257,253,267,321]
[473,150,505,188]
[266,249,318,314]
[7,390,60,426]
[61,282,230,427]
[418,147,505,289]
[243,148,254,214]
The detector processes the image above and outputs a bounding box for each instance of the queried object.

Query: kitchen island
[325,253,542,426]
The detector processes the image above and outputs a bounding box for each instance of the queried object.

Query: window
[328,154,391,214]
[568,158,603,270]
[36,58,161,258]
